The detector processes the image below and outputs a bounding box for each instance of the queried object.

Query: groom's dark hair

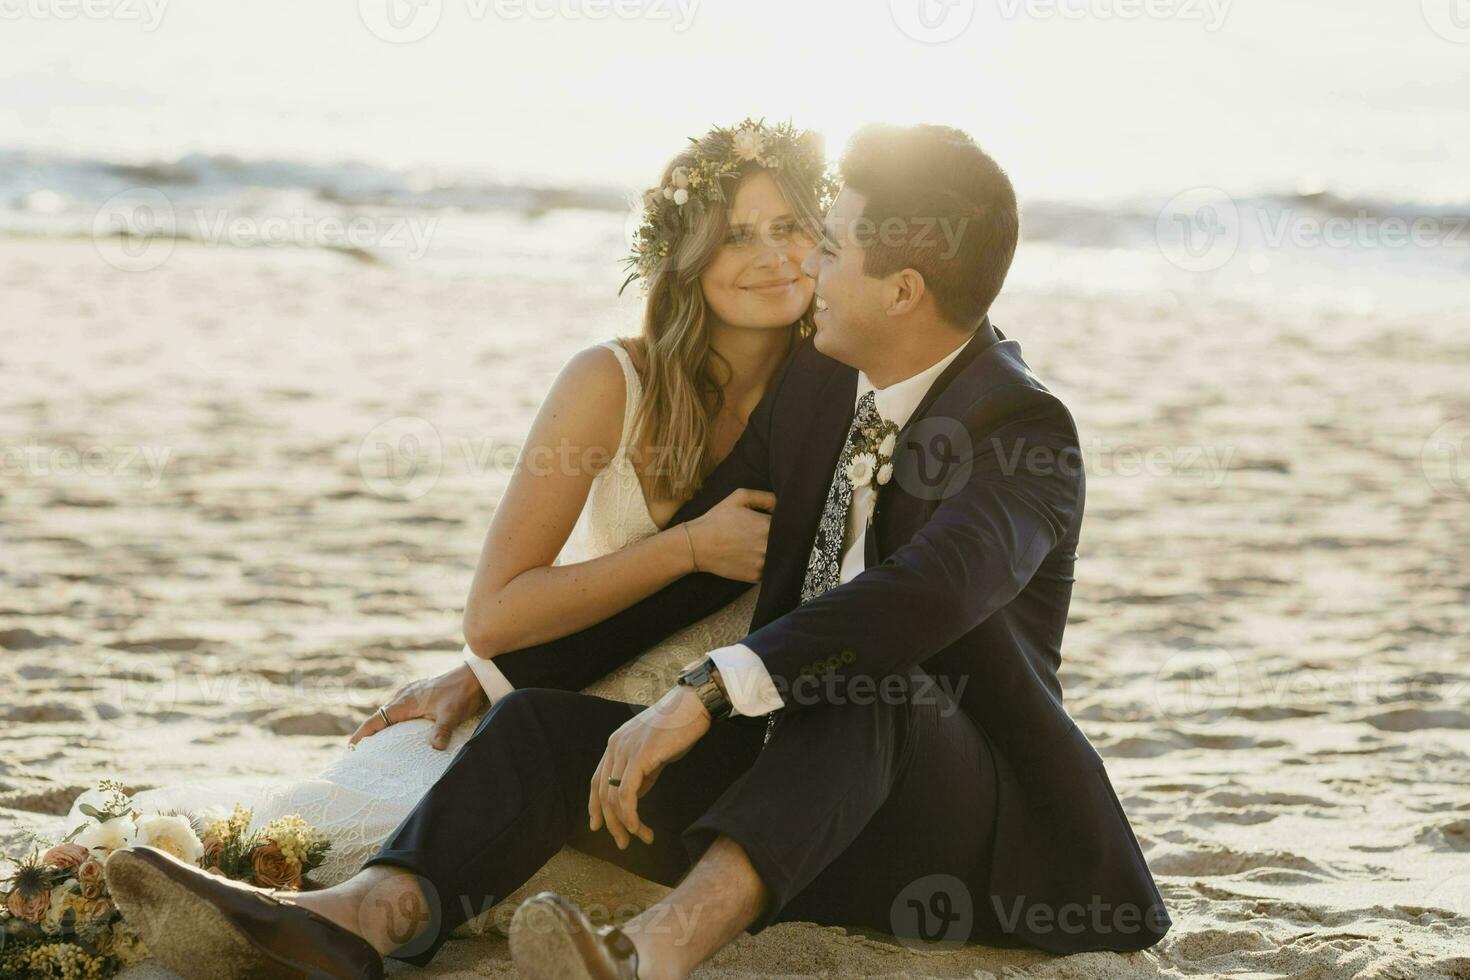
[839,124,1019,330]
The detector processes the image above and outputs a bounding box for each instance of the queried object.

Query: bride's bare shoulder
[556,343,622,384]
[535,344,629,440]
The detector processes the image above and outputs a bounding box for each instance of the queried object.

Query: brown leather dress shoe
[509,891,642,980]
[104,846,384,980]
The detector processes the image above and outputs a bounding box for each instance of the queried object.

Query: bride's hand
[684,488,775,584]
[349,664,487,751]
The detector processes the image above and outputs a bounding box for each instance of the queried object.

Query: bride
[77,119,831,932]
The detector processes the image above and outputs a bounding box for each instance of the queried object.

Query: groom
[106,124,1169,979]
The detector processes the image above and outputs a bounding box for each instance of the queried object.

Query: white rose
[671,167,690,190]
[673,188,690,206]
[877,462,894,486]
[134,813,205,864]
[845,452,876,488]
[878,433,896,458]
[662,186,675,200]
[76,814,137,855]
[733,128,766,161]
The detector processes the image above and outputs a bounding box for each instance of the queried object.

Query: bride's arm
[462,345,765,658]
[351,343,784,747]
[490,338,794,693]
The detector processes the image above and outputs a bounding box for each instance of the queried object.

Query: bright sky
[2,0,1467,200]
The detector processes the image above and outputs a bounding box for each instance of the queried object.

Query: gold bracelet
[682,523,699,572]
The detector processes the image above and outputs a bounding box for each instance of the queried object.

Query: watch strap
[678,659,732,720]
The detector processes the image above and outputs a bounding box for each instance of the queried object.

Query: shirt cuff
[463,645,515,704]
[707,643,784,717]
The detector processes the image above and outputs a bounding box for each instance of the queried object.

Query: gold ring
[378,706,391,727]
[607,776,622,787]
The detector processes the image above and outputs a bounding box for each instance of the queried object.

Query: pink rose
[77,858,107,900]
[84,897,116,921]
[201,835,224,869]
[42,843,89,870]
[249,843,301,891]
[6,887,51,924]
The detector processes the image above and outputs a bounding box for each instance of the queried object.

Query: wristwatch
[677,658,732,721]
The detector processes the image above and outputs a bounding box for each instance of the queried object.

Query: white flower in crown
[733,126,766,161]
[846,452,877,488]
[878,432,896,458]
[622,119,837,297]
[877,462,894,486]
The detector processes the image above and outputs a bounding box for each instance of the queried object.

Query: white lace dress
[72,339,758,934]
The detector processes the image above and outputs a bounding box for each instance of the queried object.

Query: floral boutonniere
[843,417,900,525]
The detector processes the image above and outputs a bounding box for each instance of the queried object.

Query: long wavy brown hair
[628,142,826,502]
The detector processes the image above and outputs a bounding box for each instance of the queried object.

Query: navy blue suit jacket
[494,320,1170,953]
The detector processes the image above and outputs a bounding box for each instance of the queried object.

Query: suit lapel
[899,318,999,443]
[866,319,1002,566]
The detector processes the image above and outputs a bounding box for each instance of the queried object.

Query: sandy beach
[2,232,1468,979]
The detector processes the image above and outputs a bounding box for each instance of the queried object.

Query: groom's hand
[589,685,711,849]
[349,663,487,750]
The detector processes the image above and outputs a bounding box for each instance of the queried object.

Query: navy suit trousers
[364,670,999,966]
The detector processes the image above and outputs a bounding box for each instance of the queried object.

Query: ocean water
[1,0,1466,315]
[3,146,1462,318]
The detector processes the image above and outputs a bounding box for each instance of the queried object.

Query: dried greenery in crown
[621,118,838,295]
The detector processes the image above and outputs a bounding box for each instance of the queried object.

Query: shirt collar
[855,332,973,429]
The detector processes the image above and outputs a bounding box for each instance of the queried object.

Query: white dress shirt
[709,336,972,717]
[463,645,515,703]
[463,335,973,714]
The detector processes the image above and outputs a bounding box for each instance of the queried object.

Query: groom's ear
[883,268,928,319]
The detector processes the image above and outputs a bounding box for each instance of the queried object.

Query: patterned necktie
[800,389,881,603]
[765,390,883,746]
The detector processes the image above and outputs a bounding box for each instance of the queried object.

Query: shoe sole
[105,849,349,979]
[508,894,600,980]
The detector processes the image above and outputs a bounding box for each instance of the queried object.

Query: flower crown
[621,118,838,295]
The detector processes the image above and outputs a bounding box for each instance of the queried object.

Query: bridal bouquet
[0,780,330,979]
